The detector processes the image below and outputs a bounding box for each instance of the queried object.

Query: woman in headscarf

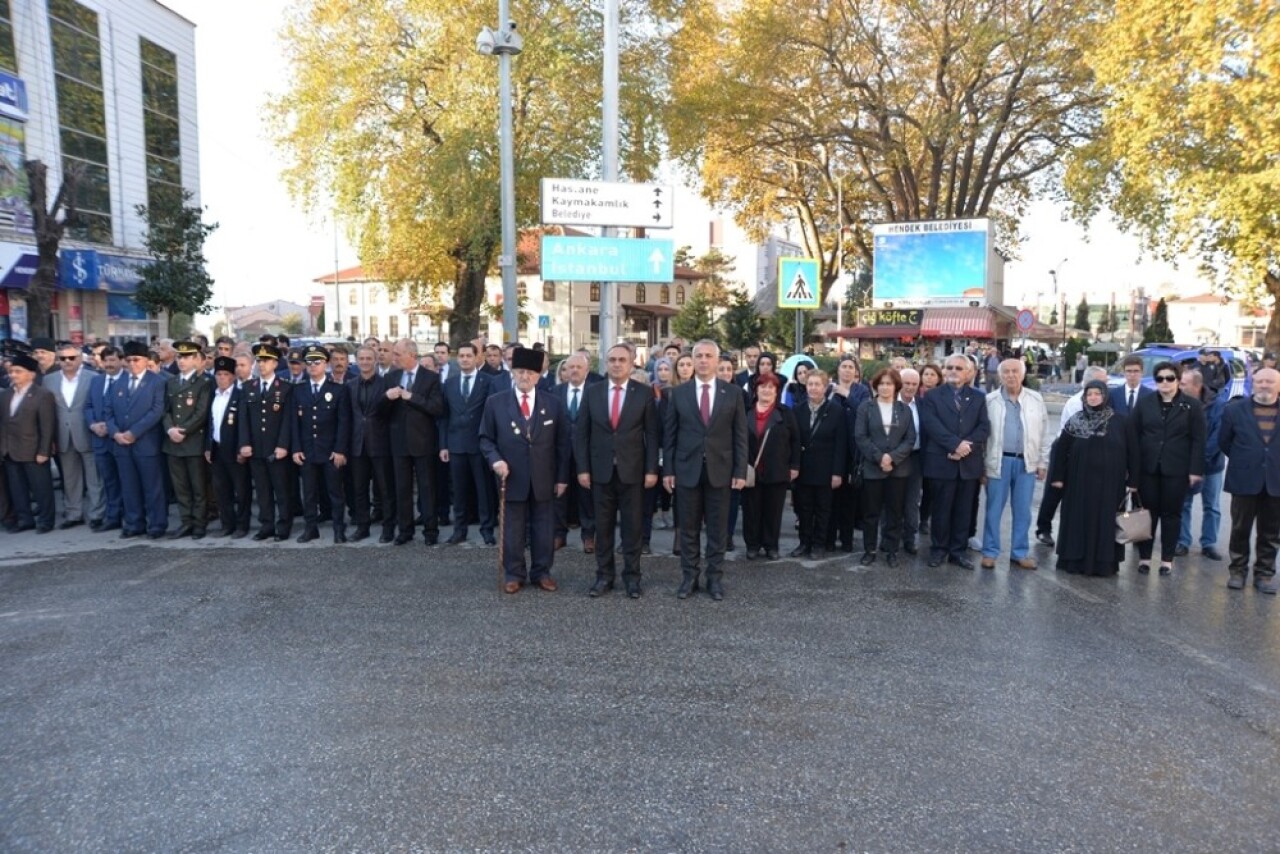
[1049,379,1139,576]
[649,357,675,532]
[783,357,816,409]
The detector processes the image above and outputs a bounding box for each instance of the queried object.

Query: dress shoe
[1036,531,1055,546]
[885,553,898,568]
[445,531,468,545]
[764,549,780,561]
[503,580,522,594]
[1254,575,1277,594]
[352,526,370,542]
[536,576,558,592]
[582,538,595,554]
[1202,547,1223,561]
[859,552,876,566]
[89,519,103,531]
[1227,573,1246,590]
[553,535,567,551]
[745,548,761,561]
[100,521,122,532]
[333,528,347,544]
[708,582,724,601]
[1138,563,1151,574]
[676,579,695,599]
[789,544,809,558]
[393,534,413,546]
[483,535,497,546]
[253,529,273,541]
[214,527,235,538]
[379,530,396,544]
[626,581,642,599]
[191,529,206,541]
[903,543,917,556]
[59,518,84,530]
[168,525,193,539]
[927,554,944,568]
[980,557,997,569]
[1173,544,1189,556]
[146,531,164,540]
[641,543,652,555]
[1011,557,1038,571]
[588,578,614,597]
[949,555,975,570]
[273,532,289,542]
[1158,564,1172,576]
[121,529,143,539]
[297,528,320,543]
[231,529,249,540]
[424,536,438,546]
[810,548,827,560]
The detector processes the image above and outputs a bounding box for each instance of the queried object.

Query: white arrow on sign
[649,248,666,273]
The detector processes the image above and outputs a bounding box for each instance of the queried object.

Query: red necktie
[700,383,711,425]
[520,393,530,419]
[610,385,622,429]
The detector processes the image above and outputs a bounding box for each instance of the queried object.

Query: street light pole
[476,9,524,344]
[598,0,619,364]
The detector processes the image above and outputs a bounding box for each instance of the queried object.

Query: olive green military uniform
[163,352,213,537]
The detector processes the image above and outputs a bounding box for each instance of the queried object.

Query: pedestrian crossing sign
[778,257,821,309]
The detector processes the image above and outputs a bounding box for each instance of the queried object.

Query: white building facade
[0,0,198,344]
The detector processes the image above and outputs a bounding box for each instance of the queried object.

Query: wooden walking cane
[497,472,507,592]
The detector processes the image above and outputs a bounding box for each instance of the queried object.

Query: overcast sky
[163,0,1206,326]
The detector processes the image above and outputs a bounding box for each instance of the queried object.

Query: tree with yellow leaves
[1067,0,1280,346]
[666,0,1105,300]
[270,0,663,344]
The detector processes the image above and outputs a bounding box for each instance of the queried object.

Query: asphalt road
[1,500,1277,852]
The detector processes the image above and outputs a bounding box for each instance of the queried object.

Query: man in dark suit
[163,340,212,539]
[554,353,596,552]
[733,344,761,393]
[385,338,446,546]
[439,342,497,546]
[107,341,169,538]
[238,343,294,542]
[205,357,251,538]
[1219,367,1280,593]
[292,345,351,543]
[480,346,572,593]
[576,342,660,598]
[84,345,125,531]
[1109,354,1153,415]
[347,345,394,542]
[662,339,748,600]
[918,353,991,569]
[0,354,57,532]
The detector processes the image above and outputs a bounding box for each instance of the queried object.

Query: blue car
[1108,345,1255,398]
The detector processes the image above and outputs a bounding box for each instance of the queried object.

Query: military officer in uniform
[292,345,351,543]
[238,342,294,541]
[205,356,251,538]
[479,346,572,594]
[163,340,213,539]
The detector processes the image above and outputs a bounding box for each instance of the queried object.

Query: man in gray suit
[45,342,101,528]
[662,339,748,600]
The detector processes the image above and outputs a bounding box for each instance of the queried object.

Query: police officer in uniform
[238,343,294,541]
[163,340,213,539]
[292,345,351,543]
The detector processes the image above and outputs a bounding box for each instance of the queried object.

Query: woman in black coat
[741,374,800,561]
[853,368,917,567]
[1127,360,1206,575]
[792,369,848,560]
[826,355,871,552]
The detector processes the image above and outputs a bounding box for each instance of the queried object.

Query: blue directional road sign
[540,236,675,283]
[778,257,821,309]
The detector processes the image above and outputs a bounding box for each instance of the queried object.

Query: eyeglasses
[57,355,80,361]
[1155,375,1178,382]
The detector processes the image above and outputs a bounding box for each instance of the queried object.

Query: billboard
[872,218,994,307]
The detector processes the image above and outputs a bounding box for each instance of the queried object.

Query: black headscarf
[1064,379,1114,439]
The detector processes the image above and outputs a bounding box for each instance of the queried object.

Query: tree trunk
[1265,271,1280,354]
[23,160,57,340]
[448,260,489,347]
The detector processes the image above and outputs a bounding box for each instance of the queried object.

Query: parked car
[1108,344,1255,398]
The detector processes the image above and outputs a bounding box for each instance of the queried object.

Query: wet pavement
[1,489,1277,851]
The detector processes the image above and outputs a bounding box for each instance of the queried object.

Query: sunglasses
[1155,375,1178,382]
[57,355,80,361]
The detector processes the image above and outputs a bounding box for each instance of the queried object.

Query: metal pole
[333,215,341,336]
[836,180,843,353]
[598,0,619,364]
[794,309,802,355]
[498,0,519,343]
